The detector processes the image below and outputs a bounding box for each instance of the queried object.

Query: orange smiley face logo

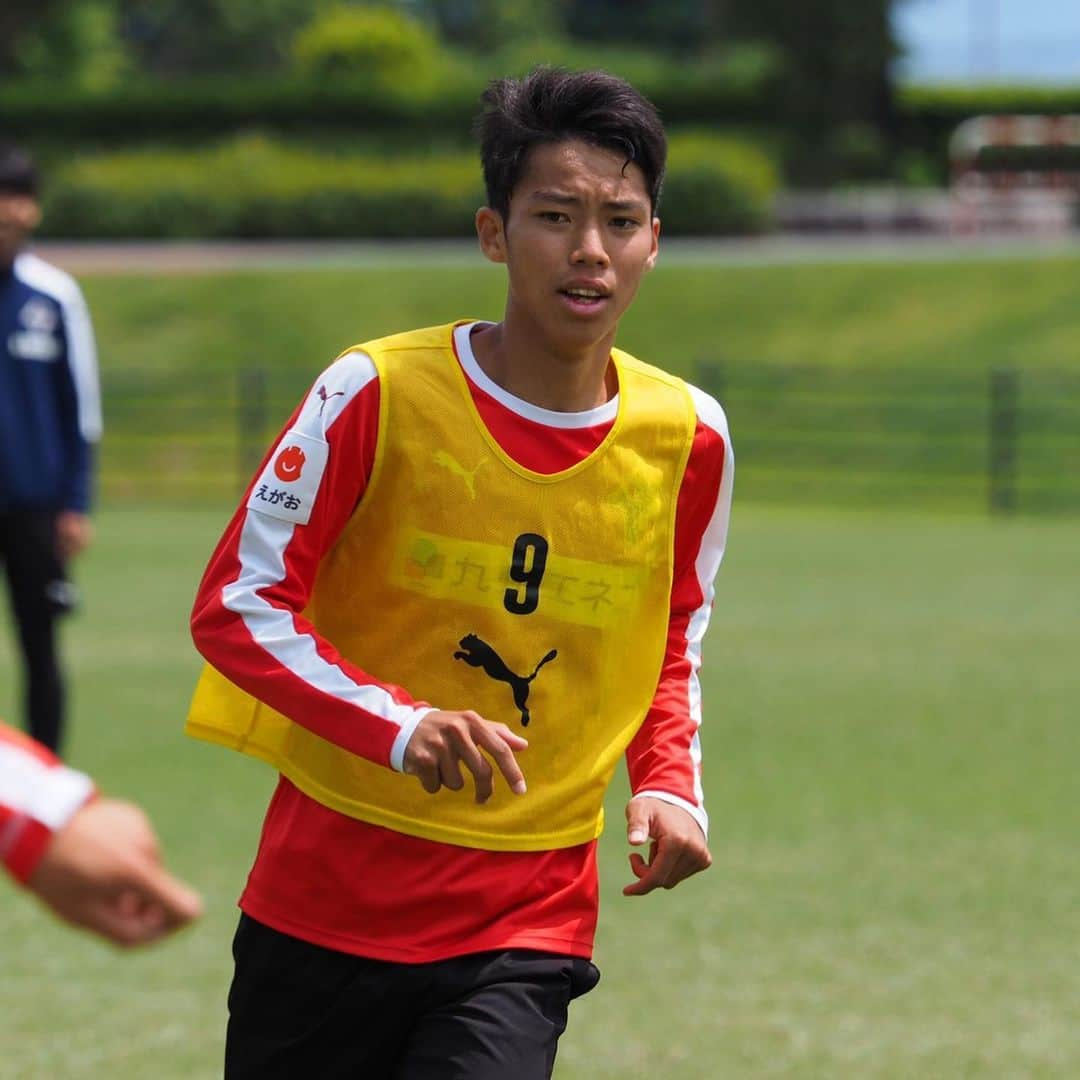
[274,445,306,483]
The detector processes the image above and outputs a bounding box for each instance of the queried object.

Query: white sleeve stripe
[0,745,94,831]
[226,430,423,770]
[16,254,102,442]
[61,293,101,442]
[630,790,709,839]
[292,350,378,439]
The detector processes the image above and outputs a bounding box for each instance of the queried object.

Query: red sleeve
[190,351,433,772]
[624,386,733,838]
[0,722,95,884]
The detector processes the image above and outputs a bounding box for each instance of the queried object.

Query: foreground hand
[27,798,203,947]
[55,511,93,560]
[404,710,528,803]
[623,797,711,897]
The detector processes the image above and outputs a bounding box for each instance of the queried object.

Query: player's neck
[470,314,616,413]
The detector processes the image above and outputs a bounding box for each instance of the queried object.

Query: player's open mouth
[558,287,610,312]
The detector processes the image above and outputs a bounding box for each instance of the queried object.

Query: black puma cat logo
[453,633,557,727]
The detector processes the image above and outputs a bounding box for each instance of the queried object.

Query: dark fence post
[988,367,1018,515]
[237,367,267,492]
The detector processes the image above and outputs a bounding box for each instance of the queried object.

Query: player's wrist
[2,815,56,884]
[2,764,96,883]
[391,706,438,772]
[628,790,709,840]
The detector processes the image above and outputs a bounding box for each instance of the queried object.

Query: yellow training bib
[187,322,696,850]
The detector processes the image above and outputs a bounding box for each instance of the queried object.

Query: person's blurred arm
[0,722,202,946]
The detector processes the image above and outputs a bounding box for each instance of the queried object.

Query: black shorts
[225,914,600,1080]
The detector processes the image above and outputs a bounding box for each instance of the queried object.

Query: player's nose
[571,223,610,267]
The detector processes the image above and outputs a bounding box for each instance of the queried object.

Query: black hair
[475,66,666,220]
[0,144,39,197]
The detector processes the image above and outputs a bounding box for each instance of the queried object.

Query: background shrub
[661,132,779,234]
[292,5,441,87]
[40,131,778,239]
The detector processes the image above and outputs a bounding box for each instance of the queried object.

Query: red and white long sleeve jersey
[191,322,733,962]
[0,722,95,884]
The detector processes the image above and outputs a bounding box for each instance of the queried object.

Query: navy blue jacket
[0,253,101,513]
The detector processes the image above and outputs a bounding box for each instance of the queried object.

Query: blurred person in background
[0,720,203,945]
[0,143,102,753]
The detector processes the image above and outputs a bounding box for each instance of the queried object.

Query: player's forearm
[625,388,733,841]
[191,579,432,769]
[625,694,708,839]
[189,354,429,767]
[188,492,432,769]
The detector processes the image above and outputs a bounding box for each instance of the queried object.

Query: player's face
[477,138,659,354]
[0,194,40,267]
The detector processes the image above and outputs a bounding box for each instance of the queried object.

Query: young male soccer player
[188,67,734,1078]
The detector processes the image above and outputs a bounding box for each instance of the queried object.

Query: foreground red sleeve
[624,385,734,838]
[190,351,433,772]
[0,722,95,884]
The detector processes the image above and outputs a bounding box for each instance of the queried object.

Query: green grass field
[80,253,1080,379]
[81,252,1080,514]
[2,503,1077,1078]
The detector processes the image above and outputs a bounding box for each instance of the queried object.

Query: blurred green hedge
[0,63,778,144]
[40,132,778,238]
[896,85,1080,180]
[899,84,1080,128]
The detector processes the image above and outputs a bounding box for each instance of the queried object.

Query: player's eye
[611,217,640,229]
[538,210,570,223]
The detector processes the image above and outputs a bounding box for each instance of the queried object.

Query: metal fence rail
[695,361,1080,515]
[96,363,1080,516]
[99,366,308,504]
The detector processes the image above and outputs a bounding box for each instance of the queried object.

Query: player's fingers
[491,722,529,752]
[436,746,466,792]
[137,869,204,929]
[623,842,678,897]
[658,835,712,890]
[122,860,204,929]
[405,752,442,794]
[453,736,494,803]
[474,727,527,796]
[656,851,697,891]
[77,898,164,948]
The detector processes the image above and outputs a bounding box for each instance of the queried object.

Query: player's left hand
[55,511,93,560]
[28,798,204,947]
[622,796,711,897]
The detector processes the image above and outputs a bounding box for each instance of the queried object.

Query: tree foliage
[722,0,897,133]
[116,0,314,76]
[0,0,903,183]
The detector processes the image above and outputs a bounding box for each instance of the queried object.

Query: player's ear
[645,217,660,272]
[476,207,507,265]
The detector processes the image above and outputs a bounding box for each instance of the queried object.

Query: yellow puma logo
[433,450,485,499]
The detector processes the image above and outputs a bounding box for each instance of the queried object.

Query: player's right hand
[403,710,528,803]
